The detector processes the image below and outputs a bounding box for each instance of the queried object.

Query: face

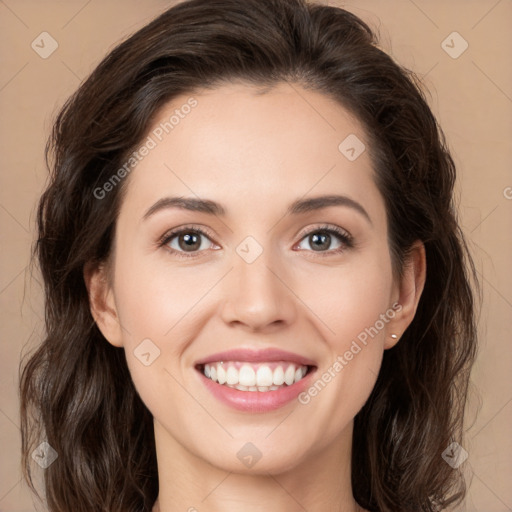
[88,81,418,474]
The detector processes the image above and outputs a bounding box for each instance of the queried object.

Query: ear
[83,261,124,347]
[385,240,427,349]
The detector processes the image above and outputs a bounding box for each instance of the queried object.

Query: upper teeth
[203,362,308,390]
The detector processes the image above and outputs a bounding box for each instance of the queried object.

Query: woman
[19,0,479,510]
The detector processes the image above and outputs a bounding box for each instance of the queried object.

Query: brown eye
[175,232,203,252]
[308,232,333,251]
[160,226,217,259]
[295,225,353,256]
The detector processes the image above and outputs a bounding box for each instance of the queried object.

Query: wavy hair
[20,0,480,510]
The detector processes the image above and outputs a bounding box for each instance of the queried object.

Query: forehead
[118,81,384,227]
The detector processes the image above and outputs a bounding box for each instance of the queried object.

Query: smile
[194,347,318,412]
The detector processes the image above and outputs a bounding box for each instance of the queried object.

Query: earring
[390,334,398,339]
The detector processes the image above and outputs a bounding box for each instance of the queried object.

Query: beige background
[0,1,511,510]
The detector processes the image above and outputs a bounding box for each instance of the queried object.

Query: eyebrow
[143,194,372,225]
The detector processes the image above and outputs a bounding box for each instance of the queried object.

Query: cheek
[112,251,214,345]
[114,236,394,371]
[292,248,393,426]
[112,262,196,423]
[294,246,394,348]
[111,256,221,409]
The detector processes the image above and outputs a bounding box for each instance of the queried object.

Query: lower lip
[197,367,316,413]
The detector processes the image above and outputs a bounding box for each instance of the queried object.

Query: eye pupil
[310,232,330,251]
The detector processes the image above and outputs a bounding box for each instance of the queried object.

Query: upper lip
[195,348,317,367]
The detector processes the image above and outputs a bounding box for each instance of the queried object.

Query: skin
[85,81,426,512]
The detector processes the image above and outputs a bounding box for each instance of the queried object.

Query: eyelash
[158,224,354,260]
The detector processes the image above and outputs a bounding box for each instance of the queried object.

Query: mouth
[194,348,317,412]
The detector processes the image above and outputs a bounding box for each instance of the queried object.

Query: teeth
[202,362,309,391]
[284,365,295,385]
[256,366,273,387]
[230,384,280,391]
[226,366,238,385]
[239,365,256,386]
[217,365,226,385]
[273,366,285,385]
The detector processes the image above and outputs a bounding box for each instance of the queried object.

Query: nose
[220,245,297,332]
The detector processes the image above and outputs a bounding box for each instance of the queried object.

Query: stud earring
[390,334,398,339]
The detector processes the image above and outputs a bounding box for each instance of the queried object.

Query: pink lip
[194,348,317,367]
[194,348,317,413]
[197,367,317,413]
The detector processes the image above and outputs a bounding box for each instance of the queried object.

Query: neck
[152,419,362,512]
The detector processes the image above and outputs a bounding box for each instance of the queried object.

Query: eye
[295,225,353,256]
[159,226,218,259]
[159,223,354,259]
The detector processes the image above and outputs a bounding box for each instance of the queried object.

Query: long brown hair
[20,0,480,510]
